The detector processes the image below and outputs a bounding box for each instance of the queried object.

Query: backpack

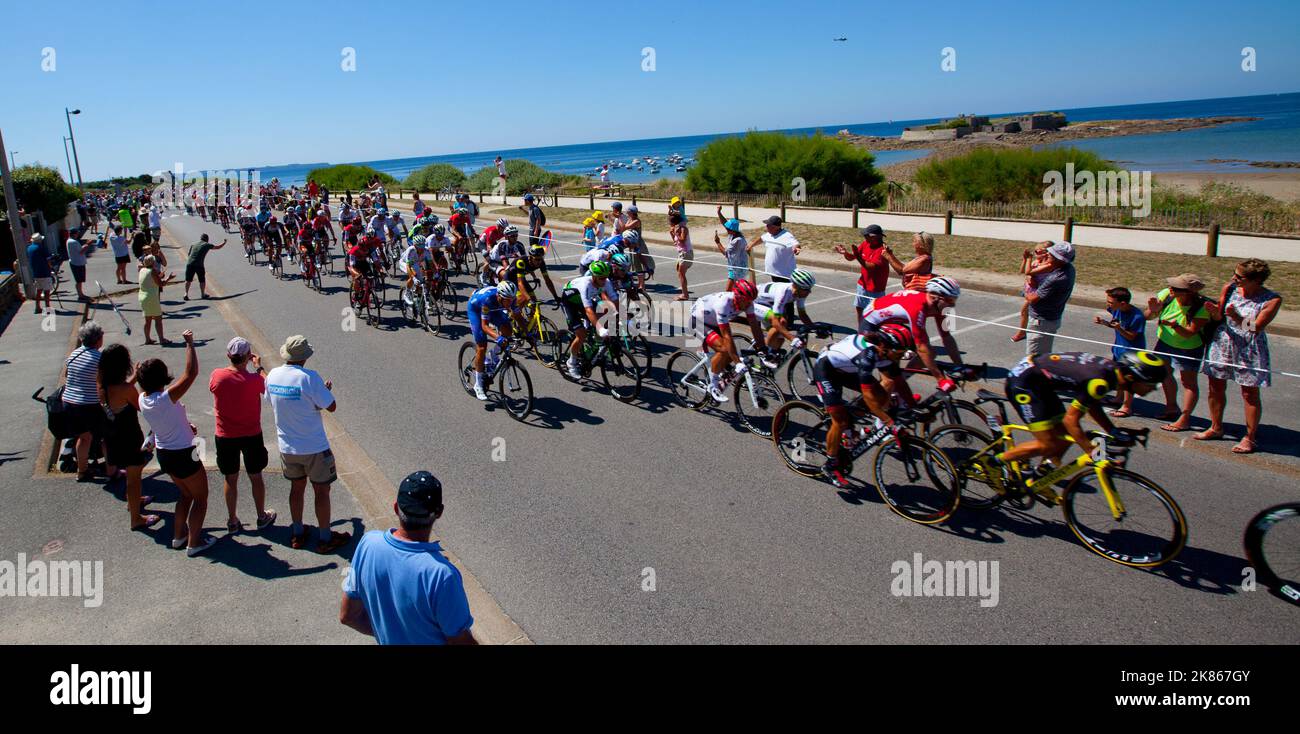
[1160,291,1220,346]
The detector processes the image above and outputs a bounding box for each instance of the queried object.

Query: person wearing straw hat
[265,335,350,554]
[1146,273,1211,432]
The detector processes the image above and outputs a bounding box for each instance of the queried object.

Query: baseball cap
[723,218,741,233]
[226,337,251,358]
[1047,240,1075,263]
[397,471,443,522]
[861,224,885,238]
[763,215,783,226]
[627,205,639,213]
[1166,273,1205,291]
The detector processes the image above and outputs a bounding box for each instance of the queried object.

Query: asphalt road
[163,211,1300,644]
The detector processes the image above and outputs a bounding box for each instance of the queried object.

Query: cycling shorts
[1004,370,1066,432]
[469,305,511,345]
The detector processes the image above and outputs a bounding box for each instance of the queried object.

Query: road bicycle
[398,275,440,334]
[664,346,786,437]
[927,389,1186,568]
[299,246,322,291]
[557,333,642,401]
[774,321,835,401]
[457,338,534,421]
[513,299,564,369]
[1244,502,1300,606]
[349,271,385,327]
[771,396,961,525]
[268,244,283,279]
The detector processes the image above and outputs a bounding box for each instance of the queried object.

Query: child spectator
[1095,287,1147,417]
[1010,242,1054,342]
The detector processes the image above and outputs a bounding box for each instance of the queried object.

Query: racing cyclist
[688,280,767,403]
[859,276,974,391]
[560,261,620,379]
[466,282,520,401]
[748,269,817,368]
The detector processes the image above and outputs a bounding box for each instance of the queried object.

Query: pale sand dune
[1156,171,1300,202]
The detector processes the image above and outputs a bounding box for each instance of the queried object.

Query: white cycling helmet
[502,225,519,236]
[411,235,427,247]
[790,269,816,290]
[924,276,961,300]
[621,229,641,244]
[496,281,518,300]
[496,217,509,229]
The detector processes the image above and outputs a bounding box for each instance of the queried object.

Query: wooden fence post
[631,194,637,207]
[732,201,739,219]
[589,192,594,210]
[852,204,859,229]
[944,210,953,235]
[1064,216,1074,242]
[1206,222,1220,257]
[780,200,787,222]
[478,191,484,204]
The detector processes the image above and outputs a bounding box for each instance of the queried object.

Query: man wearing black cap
[758,215,800,283]
[339,471,476,645]
[835,224,890,319]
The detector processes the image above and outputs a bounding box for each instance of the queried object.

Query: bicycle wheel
[439,278,461,318]
[735,372,784,438]
[398,287,414,325]
[371,278,385,324]
[425,291,442,335]
[456,342,476,394]
[599,346,642,401]
[665,350,711,409]
[872,435,961,525]
[623,334,653,378]
[1244,503,1300,605]
[926,424,1005,510]
[530,315,563,369]
[771,400,830,478]
[1061,467,1188,568]
[495,360,534,421]
[312,266,322,291]
[784,349,820,402]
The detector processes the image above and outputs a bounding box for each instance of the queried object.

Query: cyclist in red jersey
[859,276,971,391]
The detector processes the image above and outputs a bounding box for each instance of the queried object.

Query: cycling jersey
[401,246,433,279]
[347,245,381,275]
[562,276,617,309]
[448,212,470,233]
[480,225,506,249]
[367,215,388,239]
[255,210,271,227]
[754,281,805,322]
[490,239,526,265]
[467,286,512,344]
[691,291,756,327]
[427,234,451,251]
[860,290,930,341]
[1005,352,1122,431]
[297,227,314,245]
[503,256,546,284]
[312,214,330,231]
[814,335,901,408]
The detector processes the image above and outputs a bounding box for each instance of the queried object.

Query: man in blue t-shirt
[1096,286,1147,417]
[26,234,54,314]
[339,471,476,645]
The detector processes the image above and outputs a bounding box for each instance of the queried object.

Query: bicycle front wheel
[735,372,784,438]
[495,360,534,421]
[784,349,820,402]
[1244,503,1300,604]
[926,423,1004,510]
[456,342,476,394]
[771,400,830,478]
[1062,467,1188,568]
[872,435,961,525]
[623,334,653,378]
[599,348,642,402]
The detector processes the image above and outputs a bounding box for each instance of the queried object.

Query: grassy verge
[515,205,1298,308]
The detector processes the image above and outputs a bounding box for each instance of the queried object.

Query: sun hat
[1046,240,1075,263]
[280,335,314,361]
[1166,273,1205,291]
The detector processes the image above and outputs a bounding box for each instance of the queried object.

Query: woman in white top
[137,329,216,556]
[669,212,693,301]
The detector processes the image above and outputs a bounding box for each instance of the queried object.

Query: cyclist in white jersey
[750,269,817,367]
[689,282,766,402]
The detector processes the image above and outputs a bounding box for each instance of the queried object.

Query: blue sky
[2,0,1297,181]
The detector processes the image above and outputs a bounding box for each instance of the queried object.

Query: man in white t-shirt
[758,215,800,283]
[265,335,351,554]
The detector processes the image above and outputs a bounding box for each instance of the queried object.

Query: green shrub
[685,131,883,196]
[1,164,81,223]
[913,147,1116,202]
[306,164,397,191]
[463,159,565,195]
[402,163,466,192]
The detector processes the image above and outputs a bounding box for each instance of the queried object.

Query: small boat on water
[675,165,687,172]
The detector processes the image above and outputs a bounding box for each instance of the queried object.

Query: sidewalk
[0,229,366,644]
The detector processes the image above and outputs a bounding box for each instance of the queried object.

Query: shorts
[1004,370,1065,432]
[689,315,725,350]
[561,295,590,332]
[62,401,106,438]
[34,277,53,292]
[855,285,885,311]
[677,250,694,270]
[215,433,269,476]
[770,276,791,284]
[70,264,86,284]
[812,357,863,409]
[469,307,510,345]
[281,449,337,484]
[1156,338,1203,374]
[157,445,203,480]
[185,264,206,284]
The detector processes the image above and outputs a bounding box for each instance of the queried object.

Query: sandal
[1107,408,1133,418]
[1232,438,1258,454]
[1192,429,1224,441]
[1160,423,1191,433]
[226,519,242,534]
[131,514,162,531]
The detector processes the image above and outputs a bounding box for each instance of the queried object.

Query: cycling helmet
[502,225,519,236]
[426,214,439,224]
[874,322,916,352]
[924,276,961,300]
[731,279,758,302]
[411,235,427,247]
[495,281,518,300]
[432,224,446,235]
[611,253,632,269]
[376,209,387,217]
[511,258,528,272]
[496,217,509,229]
[296,205,305,213]
[588,261,612,278]
[621,229,641,244]
[790,269,816,290]
[1116,351,1170,385]
[529,244,546,258]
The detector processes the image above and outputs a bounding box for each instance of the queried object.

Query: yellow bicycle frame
[967,423,1127,520]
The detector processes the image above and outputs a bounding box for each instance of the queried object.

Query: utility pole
[8,151,16,169]
[65,107,84,188]
[62,137,74,183]
[1,127,35,299]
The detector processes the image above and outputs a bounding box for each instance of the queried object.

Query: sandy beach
[1154,171,1300,202]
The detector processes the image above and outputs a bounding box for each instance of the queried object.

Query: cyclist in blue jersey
[467,281,520,401]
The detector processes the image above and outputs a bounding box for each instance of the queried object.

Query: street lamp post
[65,107,83,188]
[8,151,15,169]
[62,137,73,182]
